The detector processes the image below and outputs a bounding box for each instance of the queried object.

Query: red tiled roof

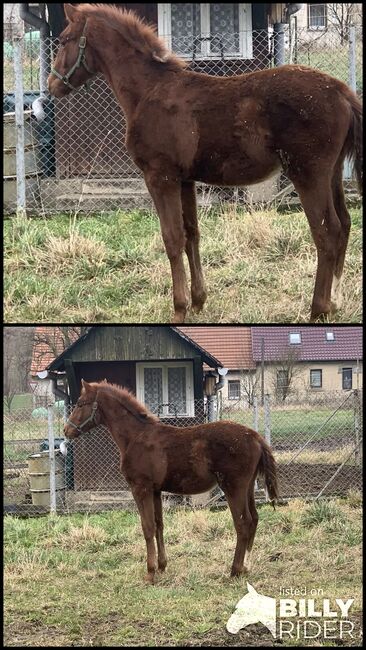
[30,326,81,374]
[251,326,363,362]
[177,326,254,369]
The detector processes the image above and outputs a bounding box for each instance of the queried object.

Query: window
[342,368,353,390]
[308,4,327,29]
[289,332,301,344]
[136,362,194,416]
[310,369,322,388]
[158,4,253,59]
[326,332,335,341]
[228,380,240,400]
[277,370,289,389]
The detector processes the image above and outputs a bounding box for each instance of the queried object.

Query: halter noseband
[51,22,95,91]
[66,400,98,435]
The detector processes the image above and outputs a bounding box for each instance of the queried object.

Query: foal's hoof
[144,573,155,585]
[230,567,249,579]
[158,562,167,573]
[191,291,207,313]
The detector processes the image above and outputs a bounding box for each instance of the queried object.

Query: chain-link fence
[3,24,362,215]
[4,389,362,516]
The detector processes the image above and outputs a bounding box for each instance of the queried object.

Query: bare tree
[33,326,89,369]
[327,3,362,43]
[239,369,261,407]
[269,346,304,402]
[3,326,36,411]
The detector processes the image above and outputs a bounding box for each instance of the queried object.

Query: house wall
[293,3,363,45]
[263,361,363,393]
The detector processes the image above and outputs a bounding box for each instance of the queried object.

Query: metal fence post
[47,403,57,514]
[253,396,258,432]
[13,34,27,217]
[348,25,356,91]
[344,25,357,180]
[354,389,361,467]
[264,394,271,447]
[263,394,271,501]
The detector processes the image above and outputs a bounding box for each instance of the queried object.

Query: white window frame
[158,3,253,60]
[228,379,241,400]
[310,369,322,388]
[136,361,195,417]
[308,4,327,30]
[289,332,301,344]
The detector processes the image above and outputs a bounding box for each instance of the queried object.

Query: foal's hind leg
[290,172,342,319]
[244,478,259,573]
[154,491,167,572]
[330,163,351,311]
[181,181,207,312]
[221,481,252,577]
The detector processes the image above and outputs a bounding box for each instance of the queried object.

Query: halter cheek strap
[51,22,95,91]
[66,401,98,434]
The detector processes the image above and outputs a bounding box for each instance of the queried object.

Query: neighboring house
[251,326,363,397]
[292,3,362,44]
[45,325,222,491]
[178,326,255,404]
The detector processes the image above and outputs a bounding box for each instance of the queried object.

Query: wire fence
[3,24,363,216]
[3,388,362,516]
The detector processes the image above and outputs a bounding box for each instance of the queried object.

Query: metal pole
[263,394,271,501]
[348,25,356,91]
[344,25,357,180]
[47,403,57,514]
[207,394,217,422]
[274,23,286,67]
[354,390,360,467]
[14,34,27,217]
[253,396,258,432]
[261,337,265,406]
[264,394,271,446]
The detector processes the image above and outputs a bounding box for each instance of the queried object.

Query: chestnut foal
[64,380,279,584]
[48,4,362,323]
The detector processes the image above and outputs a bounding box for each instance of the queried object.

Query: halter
[51,22,95,91]
[66,400,98,435]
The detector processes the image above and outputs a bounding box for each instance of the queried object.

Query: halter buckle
[79,36,86,49]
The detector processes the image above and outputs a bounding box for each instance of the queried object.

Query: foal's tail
[256,439,279,508]
[342,87,363,194]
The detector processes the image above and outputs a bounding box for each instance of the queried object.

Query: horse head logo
[226,582,276,638]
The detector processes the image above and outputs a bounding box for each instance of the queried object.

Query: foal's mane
[98,382,158,423]
[76,4,187,71]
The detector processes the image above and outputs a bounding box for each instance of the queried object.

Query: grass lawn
[4,496,362,646]
[3,205,362,323]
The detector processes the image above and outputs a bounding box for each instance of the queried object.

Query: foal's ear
[81,378,91,393]
[64,4,80,23]
[152,51,169,64]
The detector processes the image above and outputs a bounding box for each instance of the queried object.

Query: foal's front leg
[132,487,157,584]
[144,171,189,323]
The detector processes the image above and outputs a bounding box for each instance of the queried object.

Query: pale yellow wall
[263,361,363,393]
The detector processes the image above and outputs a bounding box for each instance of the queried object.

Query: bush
[31,407,48,419]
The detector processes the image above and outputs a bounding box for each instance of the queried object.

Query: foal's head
[64,379,102,439]
[48,4,96,98]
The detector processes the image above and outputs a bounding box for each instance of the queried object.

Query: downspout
[274,4,303,67]
[207,368,227,422]
[19,3,50,122]
[51,377,70,405]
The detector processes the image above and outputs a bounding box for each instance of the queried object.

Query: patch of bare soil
[278,463,362,498]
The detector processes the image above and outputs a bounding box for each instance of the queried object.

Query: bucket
[28,450,66,507]
[3,109,41,213]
